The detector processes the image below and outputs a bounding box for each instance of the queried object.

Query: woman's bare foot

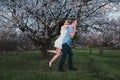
[48,62,52,71]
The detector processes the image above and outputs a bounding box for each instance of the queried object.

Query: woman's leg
[47,50,57,54]
[49,48,61,67]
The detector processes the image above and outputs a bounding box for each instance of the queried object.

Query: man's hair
[68,18,77,24]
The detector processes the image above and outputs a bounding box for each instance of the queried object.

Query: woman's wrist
[74,30,77,32]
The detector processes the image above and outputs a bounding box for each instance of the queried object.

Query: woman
[47,20,69,69]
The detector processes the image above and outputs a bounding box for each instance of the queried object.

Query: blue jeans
[58,43,73,70]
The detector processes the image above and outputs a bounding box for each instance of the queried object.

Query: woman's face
[64,20,69,25]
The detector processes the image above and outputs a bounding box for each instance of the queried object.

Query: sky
[108,11,120,19]
[105,2,120,20]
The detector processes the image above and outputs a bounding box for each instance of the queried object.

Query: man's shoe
[69,68,77,71]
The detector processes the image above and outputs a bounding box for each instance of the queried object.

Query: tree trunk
[41,49,50,59]
[40,43,51,59]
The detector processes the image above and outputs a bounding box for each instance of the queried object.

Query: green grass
[0,49,120,80]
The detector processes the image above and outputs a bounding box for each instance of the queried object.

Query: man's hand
[70,31,77,38]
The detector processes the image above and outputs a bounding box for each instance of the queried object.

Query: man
[58,19,77,72]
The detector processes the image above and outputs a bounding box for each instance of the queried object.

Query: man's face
[73,20,77,26]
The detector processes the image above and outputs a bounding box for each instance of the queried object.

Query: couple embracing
[48,19,77,72]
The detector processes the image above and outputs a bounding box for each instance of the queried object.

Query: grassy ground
[0,49,120,80]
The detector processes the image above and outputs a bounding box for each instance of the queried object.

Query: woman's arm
[70,26,77,38]
[70,32,75,38]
